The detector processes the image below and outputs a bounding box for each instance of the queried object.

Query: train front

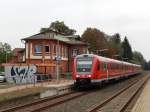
[73,54,95,85]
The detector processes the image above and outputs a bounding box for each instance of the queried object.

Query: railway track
[87,74,150,112]
[0,74,148,112]
[0,90,91,112]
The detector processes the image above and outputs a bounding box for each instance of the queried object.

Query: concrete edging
[40,84,74,98]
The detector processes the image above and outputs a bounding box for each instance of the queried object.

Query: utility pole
[56,39,60,83]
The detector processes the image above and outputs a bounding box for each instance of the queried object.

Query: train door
[96,61,101,79]
[100,62,108,79]
[104,63,109,79]
[109,63,112,77]
[113,63,116,76]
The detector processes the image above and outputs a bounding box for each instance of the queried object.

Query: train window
[97,63,100,71]
[76,57,93,73]
[111,64,113,70]
[110,63,112,70]
[114,64,116,70]
[104,63,107,70]
[101,62,104,70]
[109,64,111,70]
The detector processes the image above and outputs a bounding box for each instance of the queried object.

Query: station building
[20,30,88,78]
[10,48,25,63]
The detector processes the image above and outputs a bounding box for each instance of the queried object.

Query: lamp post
[56,39,60,83]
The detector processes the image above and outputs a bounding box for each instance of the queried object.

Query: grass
[0,87,47,102]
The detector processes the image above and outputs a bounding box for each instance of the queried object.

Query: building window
[53,45,56,54]
[45,45,50,53]
[58,46,61,56]
[61,46,63,57]
[64,47,66,58]
[72,49,78,57]
[34,45,43,54]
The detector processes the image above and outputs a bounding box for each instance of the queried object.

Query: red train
[73,54,142,85]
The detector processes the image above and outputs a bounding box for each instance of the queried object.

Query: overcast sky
[0,0,150,60]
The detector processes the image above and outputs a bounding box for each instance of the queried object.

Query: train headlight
[76,75,79,77]
[88,75,91,77]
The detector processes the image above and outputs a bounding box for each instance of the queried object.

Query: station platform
[0,79,74,95]
[131,77,150,112]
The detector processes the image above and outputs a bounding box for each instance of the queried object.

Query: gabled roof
[22,29,68,40]
[22,30,88,46]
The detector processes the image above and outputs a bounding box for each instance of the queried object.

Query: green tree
[0,42,12,64]
[146,61,150,70]
[132,51,147,69]
[40,28,49,33]
[121,37,133,61]
[109,33,122,59]
[40,21,76,35]
[50,21,76,35]
[81,28,108,55]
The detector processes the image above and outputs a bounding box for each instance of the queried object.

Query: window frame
[45,45,50,54]
[72,49,78,57]
[34,44,43,55]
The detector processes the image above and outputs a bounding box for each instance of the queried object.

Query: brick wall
[25,39,88,76]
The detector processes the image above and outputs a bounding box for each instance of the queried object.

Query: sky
[0,0,150,61]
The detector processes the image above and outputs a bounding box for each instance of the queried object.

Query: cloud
[0,0,150,60]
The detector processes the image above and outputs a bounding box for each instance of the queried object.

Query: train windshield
[76,57,93,73]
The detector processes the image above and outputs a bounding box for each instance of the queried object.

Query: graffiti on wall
[5,64,37,84]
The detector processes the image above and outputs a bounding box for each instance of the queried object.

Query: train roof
[76,54,141,67]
